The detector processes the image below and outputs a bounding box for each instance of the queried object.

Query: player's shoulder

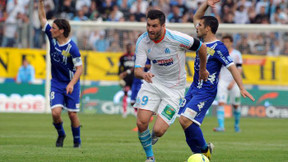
[136,32,149,44]
[165,28,193,40]
[232,49,242,55]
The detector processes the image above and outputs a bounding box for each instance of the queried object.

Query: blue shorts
[50,80,80,112]
[130,81,142,102]
[178,86,216,126]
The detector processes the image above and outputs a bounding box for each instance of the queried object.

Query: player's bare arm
[66,65,83,94]
[134,67,154,83]
[38,0,47,28]
[193,0,220,27]
[228,64,255,101]
[198,43,209,81]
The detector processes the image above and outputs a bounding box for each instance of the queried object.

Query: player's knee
[153,128,165,137]
[68,112,77,119]
[136,119,148,130]
[179,116,192,129]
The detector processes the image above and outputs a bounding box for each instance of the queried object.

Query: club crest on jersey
[152,58,173,66]
[165,48,170,54]
[61,50,71,57]
[207,47,215,56]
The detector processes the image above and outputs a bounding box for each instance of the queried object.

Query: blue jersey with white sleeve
[178,40,234,125]
[192,40,234,94]
[43,22,82,85]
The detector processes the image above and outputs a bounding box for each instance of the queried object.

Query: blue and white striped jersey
[43,22,82,84]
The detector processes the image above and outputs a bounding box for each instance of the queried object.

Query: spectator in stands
[281,41,288,56]
[254,5,270,23]
[234,5,249,24]
[237,35,252,54]
[94,31,109,52]
[168,5,183,22]
[56,0,76,20]
[16,57,35,84]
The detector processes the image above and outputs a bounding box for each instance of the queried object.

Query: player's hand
[66,83,74,94]
[207,0,220,8]
[119,72,127,79]
[143,72,154,83]
[199,69,209,82]
[240,89,255,101]
[227,82,235,90]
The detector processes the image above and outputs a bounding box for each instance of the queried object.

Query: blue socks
[53,122,66,137]
[184,123,207,153]
[138,128,153,158]
[234,107,241,128]
[216,106,225,129]
[71,126,81,144]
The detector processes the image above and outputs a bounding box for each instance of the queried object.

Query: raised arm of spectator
[193,0,220,28]
[38,0,47,28]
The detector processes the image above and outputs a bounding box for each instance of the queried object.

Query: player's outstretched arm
[228,64,255,101]
[193,0,220,28]
[38,0,47,28]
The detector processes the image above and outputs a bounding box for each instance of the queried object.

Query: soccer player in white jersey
[134,9,209,162]
[178,0,255,160]
[214,35,243,132]
[38,0,83,148]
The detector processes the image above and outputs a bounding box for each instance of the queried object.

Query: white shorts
[133,81,185,125]
[217,79,241,105]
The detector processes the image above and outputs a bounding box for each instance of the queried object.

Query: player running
[134,9,209,162]
[178,0,255,160]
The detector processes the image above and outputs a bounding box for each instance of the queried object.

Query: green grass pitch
[0,113,287,162]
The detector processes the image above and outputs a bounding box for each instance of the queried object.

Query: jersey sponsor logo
[165,48,170,54]
[184,108,197,119]
[180,44,190,49]
[152,58,173,66]
[217,50,229,65]
[161,104,176,120]
[207,47,215,56]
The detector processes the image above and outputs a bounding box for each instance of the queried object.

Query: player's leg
[231,85,241,132]
[137,109,155,160]
[66,85,81,148]
[68,111,81,147]
[179,91,215,160]
[134,82,160,161]
[50,88,66,147]
[214,81,228,132]
[150,84,184,145]
[122,86,130,118]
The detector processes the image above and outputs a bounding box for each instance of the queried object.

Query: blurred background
[0,0,288,119]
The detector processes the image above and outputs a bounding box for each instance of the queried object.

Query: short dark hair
[222,35,233,42]
[53,19,71,38]
[200,16,219,34]
[147,9,166,25]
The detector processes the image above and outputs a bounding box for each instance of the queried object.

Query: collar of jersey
[152,29,166,44]
[57,39,71,47]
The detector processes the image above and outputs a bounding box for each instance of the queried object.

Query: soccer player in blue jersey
[178,0,255,160]
[134,9,209,162]
[38,0,83,148]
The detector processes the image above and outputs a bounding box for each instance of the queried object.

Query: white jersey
[219,48,242,83]
[135,29,198,89]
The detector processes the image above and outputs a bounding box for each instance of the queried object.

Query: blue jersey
[44,23,82,84]
[192,40,234,94]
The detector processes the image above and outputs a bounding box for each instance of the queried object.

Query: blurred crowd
[0,0,288,55]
